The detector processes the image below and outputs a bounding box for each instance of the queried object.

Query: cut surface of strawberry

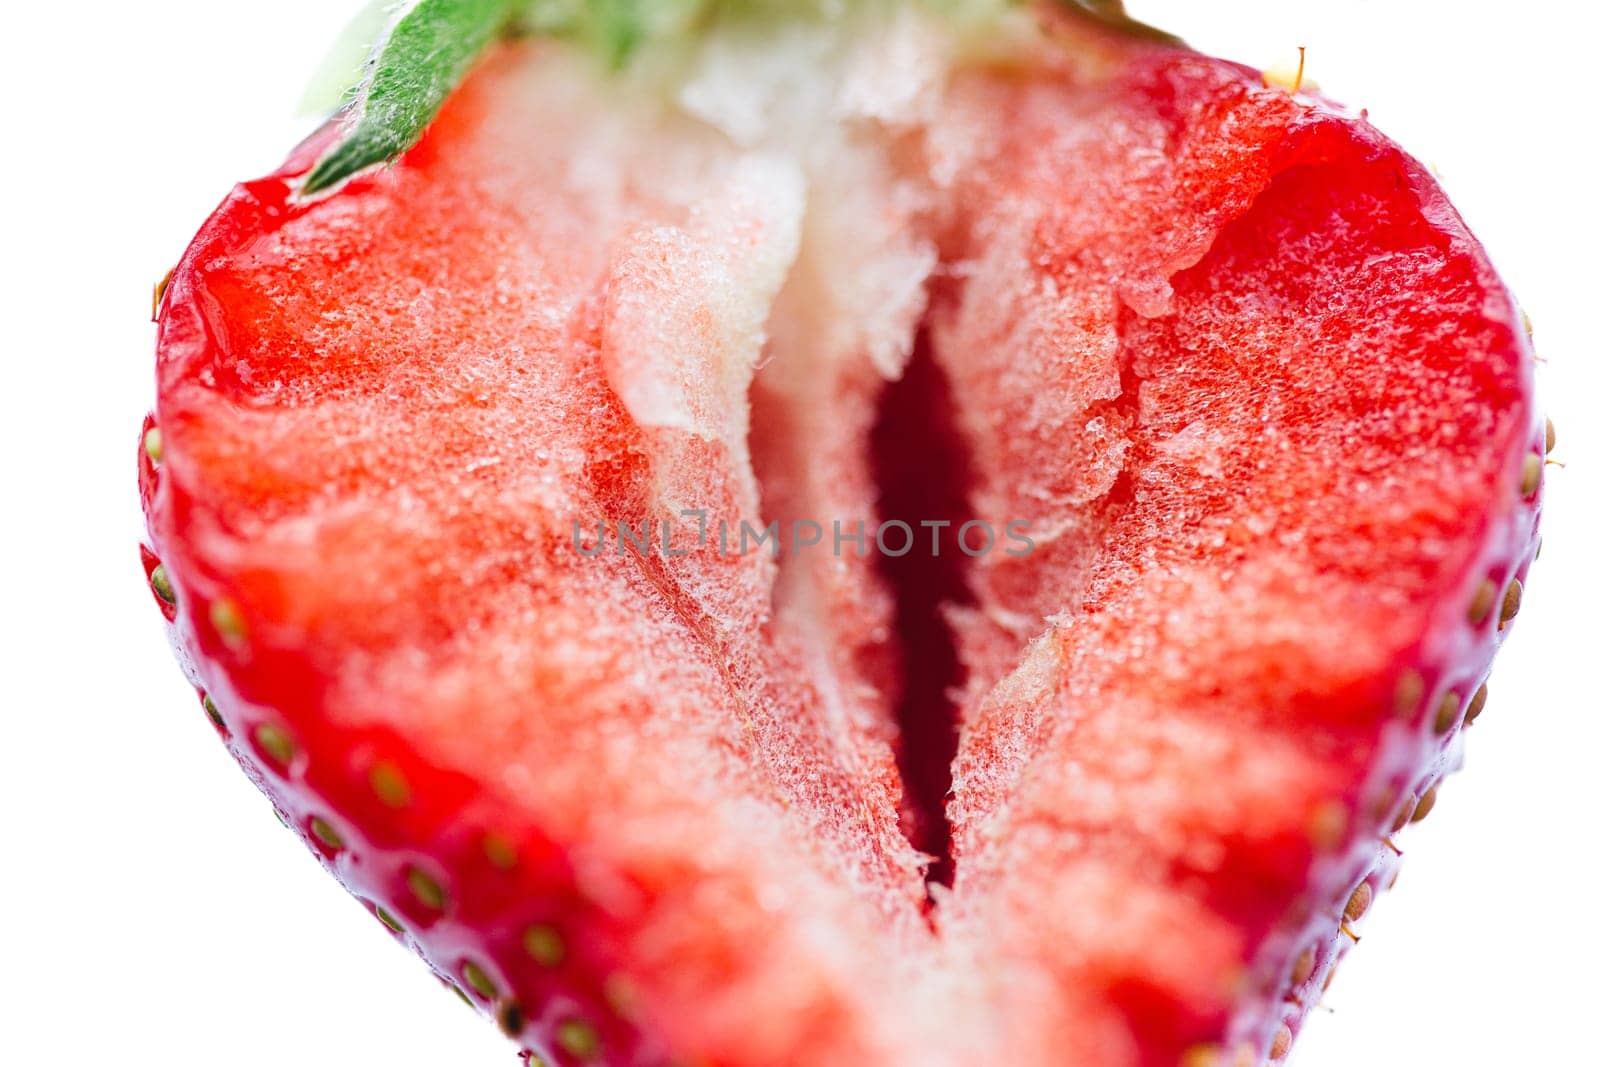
[141,5,1542,1065]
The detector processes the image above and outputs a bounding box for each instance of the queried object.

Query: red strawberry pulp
[141,7,1543,1066]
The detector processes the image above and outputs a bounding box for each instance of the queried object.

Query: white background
[1,2,1594,1064]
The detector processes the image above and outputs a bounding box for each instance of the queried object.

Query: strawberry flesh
[142,11,1542,1066]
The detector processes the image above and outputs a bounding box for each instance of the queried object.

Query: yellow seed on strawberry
[1393,669,1424,718]
[254,723,295,766]
[1500,579,1523,628]
[557,1018,601,1059]
[1370,784,1398,824]
[1290,947,1316,986]
[1521,453,1543,497]
[210,599,247,648]
[482,833,518,871]
[523,924,566,967]
[407,866,447,911]
[1433,692,1462,735]
[605,973,643,1020]
[1468,580,1497,625]
[1344,881,1373,923]
[462,961,498,999]
[1270,1025,1293,1060]
[1412,785,1439,823]
[1309,801,1348,851]
[149,564,176,605]
[309,816,343,851]
[1465,682,1489,725]
[152,268,175,320]
[370,762,411,807]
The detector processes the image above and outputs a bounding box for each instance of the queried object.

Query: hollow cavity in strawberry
[140,5,1541,1065]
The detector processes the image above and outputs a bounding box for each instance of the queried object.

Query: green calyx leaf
[302,0,529,195]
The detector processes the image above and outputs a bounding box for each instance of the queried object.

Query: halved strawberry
[140,3,1543,1065]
